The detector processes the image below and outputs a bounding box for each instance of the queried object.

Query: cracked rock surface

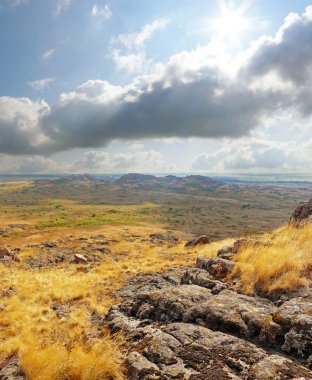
[105,259,312,379]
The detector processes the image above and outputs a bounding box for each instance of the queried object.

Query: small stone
[74,254,88,264]
[184,235,210,248]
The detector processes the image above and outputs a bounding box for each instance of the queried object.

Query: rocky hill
[105,253,311,379]
[102,202,312,380]
[0,192,311,379]
[115,173,221,190]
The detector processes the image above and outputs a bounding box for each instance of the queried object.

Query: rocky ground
[105,241,312,379]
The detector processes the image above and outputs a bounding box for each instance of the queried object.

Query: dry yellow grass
[0,187,311,379]
[0,220,229,380]
[231,222,312,294]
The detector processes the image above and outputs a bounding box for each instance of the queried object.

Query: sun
[212,0,252,43]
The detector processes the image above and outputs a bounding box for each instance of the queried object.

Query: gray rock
[104,264,312,379]
[126,352,160,379]
[183,289,277,341]
[196,257,235,278]
[181,268,227,293]
[184,235,210,248]
[0,356,25,380]
[0,247,20,263]
[248,355,312,380]
[273,296,312,359]
[290,198,312,223]
[217,245,234,259]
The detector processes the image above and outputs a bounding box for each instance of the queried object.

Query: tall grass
[231,222,312,294]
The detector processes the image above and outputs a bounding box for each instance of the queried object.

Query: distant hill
[115,173,221,190]
[115,173,157,184]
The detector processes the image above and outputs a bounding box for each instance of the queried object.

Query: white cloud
[0,154,69,174]
[91,3,112,19]
[110,49,153,73]
[2,4,312,175]
[111,19,168,50]
[54,0,72,15]
[41,48,55,62]
[0,97,51,154]
[28,77,55,92]
[191,138,310,172]
[72,150,175,173]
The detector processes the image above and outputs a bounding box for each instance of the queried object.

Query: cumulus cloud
[72,150,174,173]
[0,97,50,155]
[0,154,69,174]
[40,57,280,152]
[2,6,312,160]
[242,5,312,116]
[28,77,55,92]
[110,50,153,73]
[91,3,111,19]
[109,19,167,73]
[191,139,309,172]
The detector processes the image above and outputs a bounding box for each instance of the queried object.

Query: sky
[1,0,312,174]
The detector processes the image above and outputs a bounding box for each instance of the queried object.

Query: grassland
[0,179,311,379]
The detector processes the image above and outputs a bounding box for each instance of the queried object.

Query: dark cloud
[243,7,312,86]
[0,97,50,155]
[41,76,281,153]
[1,6,312,155]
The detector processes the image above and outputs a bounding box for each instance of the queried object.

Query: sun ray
[212,0,253,44]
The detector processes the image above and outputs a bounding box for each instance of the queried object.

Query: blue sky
[1,0,312,173]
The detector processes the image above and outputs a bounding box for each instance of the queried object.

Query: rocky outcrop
[104,260,312,379]
[290,198,312,223]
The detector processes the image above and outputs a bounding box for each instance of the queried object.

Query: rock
[273,296,312,359]
[0,247,20,262]
[126,352,160,379]
[129,285,213,323]
[217,245,234,259]
[118,269,185,299]
[0,356,25,379]
[181,268,227,294]
[248,355,312,380]
[104,262,312,379]
[196,257,235,278]
[0,255,12,262]
[74,254,88,264]
[43,242,56,248]
[290,198,312,223]
[1,287,15,298]
[184,235,210,248]
[183,289,277,341]
[106,306,312,380]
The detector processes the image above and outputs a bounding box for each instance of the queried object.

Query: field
[0,178,311,379]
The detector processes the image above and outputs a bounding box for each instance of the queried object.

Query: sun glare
[212,0,252,43]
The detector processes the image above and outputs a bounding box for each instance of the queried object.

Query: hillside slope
[0,199,311,379]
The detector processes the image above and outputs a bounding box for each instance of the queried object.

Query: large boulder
[290,198,312,223]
